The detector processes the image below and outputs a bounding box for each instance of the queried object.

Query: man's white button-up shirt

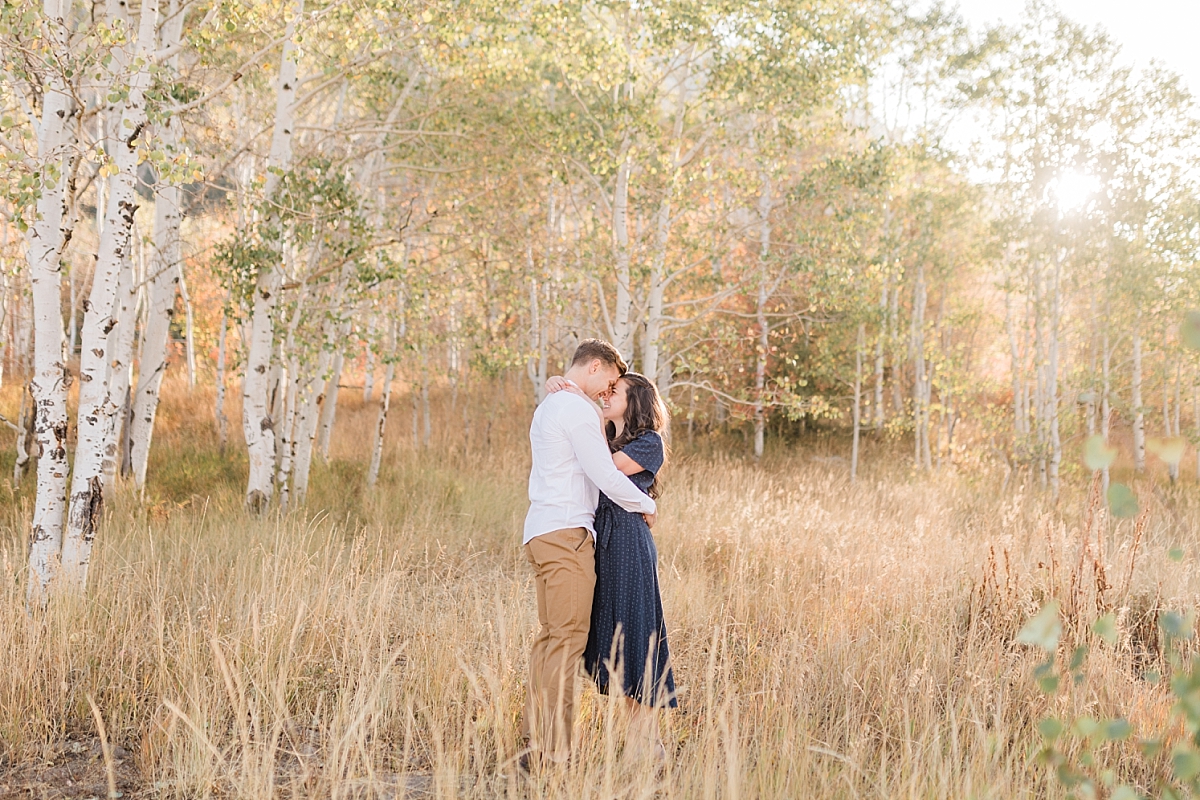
[523,389,657,544]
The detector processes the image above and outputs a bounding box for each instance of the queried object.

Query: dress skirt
[584,485,677,708]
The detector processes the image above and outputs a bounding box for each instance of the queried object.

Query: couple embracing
[520,339,676,769]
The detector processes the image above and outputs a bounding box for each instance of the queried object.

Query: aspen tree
[610,135,634,359]
[752,170,772,461]
[642,60,692,386]
[1132,321,1145,473]
[23,0,78,599]
[128,129,182,489]
[61,0,163,585]
[367,311,400,487]
[243,0,304,513]
[851,323,864,482]
[102,247,139,489]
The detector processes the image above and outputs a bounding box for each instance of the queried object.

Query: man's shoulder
[536,391,595,421]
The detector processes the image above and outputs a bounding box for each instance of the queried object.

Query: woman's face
[602,378,629,422]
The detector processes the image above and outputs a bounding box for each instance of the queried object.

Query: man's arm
[562,407,657,515]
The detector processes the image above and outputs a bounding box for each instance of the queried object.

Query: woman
[546,371,676,759]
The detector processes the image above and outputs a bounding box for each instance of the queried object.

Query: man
[520,339,658,767]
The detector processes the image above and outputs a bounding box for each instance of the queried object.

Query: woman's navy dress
[584,430,677,708]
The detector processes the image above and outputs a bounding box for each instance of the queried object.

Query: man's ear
[589,359,602,374]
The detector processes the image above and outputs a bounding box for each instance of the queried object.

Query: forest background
[2,0,1200,796]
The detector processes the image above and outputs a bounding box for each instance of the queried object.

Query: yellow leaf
[1147,437,1187,467]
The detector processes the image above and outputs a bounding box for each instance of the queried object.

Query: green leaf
[1073,716,1099,737]
[1106,484,1139,519]
[1038,673,1060,694]
[1102,718,1132,740]
[1070,645,1088,671]
[1170,548,1185,562]
[1092,612,1118,645]
[1173,748,1200,783]
[1083,435,1117,471]
[1161,611,1195,641]
[1110,786,1141,800]
[1018,602,1062,652]
[1182,311,1200,351]
[1038,717,1063,740]
[1056,764,1085,788]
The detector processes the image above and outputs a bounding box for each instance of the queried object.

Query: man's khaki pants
[520,527,596,762]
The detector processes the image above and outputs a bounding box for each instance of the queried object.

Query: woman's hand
[545,376,592,402]
[643,511,657,528]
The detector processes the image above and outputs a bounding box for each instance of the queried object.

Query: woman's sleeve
[621,431,664,475]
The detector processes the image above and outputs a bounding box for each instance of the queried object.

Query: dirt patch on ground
[0,739,142,800]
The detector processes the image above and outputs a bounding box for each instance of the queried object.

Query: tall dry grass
[0,377,1196,797]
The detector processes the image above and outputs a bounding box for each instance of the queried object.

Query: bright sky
[951,0,1200,96]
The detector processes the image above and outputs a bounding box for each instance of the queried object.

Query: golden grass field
[0,378,1196,798]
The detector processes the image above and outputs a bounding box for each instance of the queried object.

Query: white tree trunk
[289,365,327,506]
[1132,322,1144,473]
[243,0,303,512]
[61,0,160,587]
[642,76,687,383]
[873,272,887,432]
[642,194,669,382]
[367,319,398,487]
[25,0,77,600]
[126,0,184,490]
[752,172,771,461]
[13,387,33,488]
[1166,348,1180,483]
[179,264,197,387]
[912,263,929,471]
[129,180,181,489]
[851,323,864,483]
[291,269,351,506]
[274,285,310,514]
[1101,326,1112,494]
[215,308,229,452]
[611,138,634,360]
[362,316,377,403]
[526,274,548,402]
[1046,251,1063,496]
[102,248,139,489]
[316,330,347,461]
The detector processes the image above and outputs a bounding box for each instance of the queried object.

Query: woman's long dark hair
[606,372,669,499]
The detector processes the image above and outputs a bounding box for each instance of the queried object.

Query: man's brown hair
[570,338,628,375]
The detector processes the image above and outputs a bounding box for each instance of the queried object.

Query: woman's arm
[613,450,646,476]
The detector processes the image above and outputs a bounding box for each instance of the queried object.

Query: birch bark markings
[610,137,634,360]
[61,0,162,585]
[368,314,400,487]
[129,169,182,490]
[25,0,78,600]
[243,0,303,513]
[102,249,139,488]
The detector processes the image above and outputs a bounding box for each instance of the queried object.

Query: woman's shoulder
[631,429,663,448]
[622,429,664,464]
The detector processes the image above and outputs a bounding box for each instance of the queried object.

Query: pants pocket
[574,529,591,551]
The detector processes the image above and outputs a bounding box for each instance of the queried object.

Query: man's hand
[643,511,657,529]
